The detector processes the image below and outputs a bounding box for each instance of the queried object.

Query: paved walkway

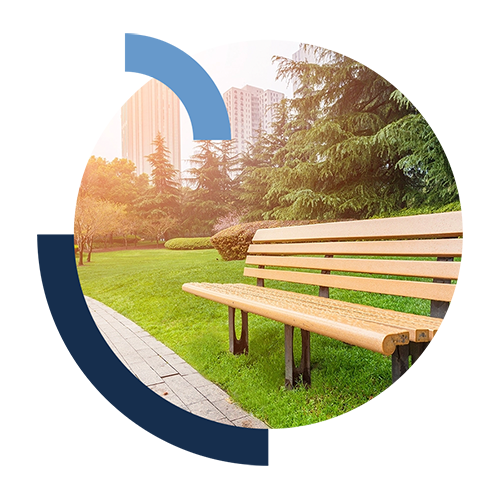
[85,297,268,429]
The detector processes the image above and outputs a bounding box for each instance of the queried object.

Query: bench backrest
[244,211,462,317]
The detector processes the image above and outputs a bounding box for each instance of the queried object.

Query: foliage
[372,202,461,219]
[164,237,214,250]
[182,140,239,234]
[78,156,153,249]
[237,100,293,221]
[146,132,179,196]
[237,45,459,222]
[74,195,126,265]
[211,220,318,261]
[78,140,182,249]
[133,133,180,230]
[79,156,148,205]
[139,215,177,248]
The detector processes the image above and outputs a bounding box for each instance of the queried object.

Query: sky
[91,40,298,171]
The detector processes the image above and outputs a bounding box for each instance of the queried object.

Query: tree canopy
[238,45,458,221]
[180,140,239,235]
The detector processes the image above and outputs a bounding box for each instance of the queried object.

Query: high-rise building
[223,85,284,155]
[121,79,181,177]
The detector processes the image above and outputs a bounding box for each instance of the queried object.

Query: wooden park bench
[182,211,462,388]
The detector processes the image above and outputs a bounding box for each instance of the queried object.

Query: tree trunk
[78,239,85,266]
[86,237,94,262]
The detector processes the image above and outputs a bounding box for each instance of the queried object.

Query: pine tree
[238,100,292,221]
[181,140,238,234]
[146,132,179,195]
[245,44,459,220]
[132,133,180,232]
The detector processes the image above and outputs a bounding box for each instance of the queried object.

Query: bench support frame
[392,344,410,465]
[228,307,248,355]
[284,325,311,389]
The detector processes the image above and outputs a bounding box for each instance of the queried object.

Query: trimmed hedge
[211,220,319,261]
[164,237,214,251]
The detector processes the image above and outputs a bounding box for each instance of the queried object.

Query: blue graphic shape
[37,33,231,140]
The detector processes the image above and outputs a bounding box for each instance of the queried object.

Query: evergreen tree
[238,100,292,221]
[184,140,237,227]
[146,132,179,195]
[238,44,458,221]
[133,132,180,227]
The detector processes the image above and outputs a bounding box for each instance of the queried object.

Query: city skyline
[91,40,298,173]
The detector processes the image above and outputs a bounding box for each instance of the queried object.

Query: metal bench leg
[284,325,311,389]
[228,307,248,355]
[392,344,410,465]
[409,341,428,364]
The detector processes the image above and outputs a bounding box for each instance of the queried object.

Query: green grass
[77,249,430,428]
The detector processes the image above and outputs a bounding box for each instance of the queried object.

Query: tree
[133,133,180,229]
[74,196,125,265]
[237,44,458,221]
[78,155,151,248]
[139,214,177,247]
[237,100,293,221]
[182,140,238,233]
[146,132,179,196]
[79,156,148,206]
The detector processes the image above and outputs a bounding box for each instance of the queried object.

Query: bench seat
[182,282,442,355]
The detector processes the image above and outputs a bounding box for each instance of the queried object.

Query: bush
[164,237,214,251]
[211,220,319,261]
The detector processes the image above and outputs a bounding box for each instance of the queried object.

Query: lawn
[76,248,431,428]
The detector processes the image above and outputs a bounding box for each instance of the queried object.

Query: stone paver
[85,296,268,429]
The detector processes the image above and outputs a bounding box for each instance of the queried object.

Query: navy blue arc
[37,34,305,466]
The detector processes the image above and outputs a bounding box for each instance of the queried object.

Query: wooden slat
[182,282,409,355]
[245,255,461,280]
[183,281,443,346]
[248,238,462,258]
[243,267,456,302]
[252,211,462,243]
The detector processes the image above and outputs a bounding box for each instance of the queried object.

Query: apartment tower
[223,85,284,155]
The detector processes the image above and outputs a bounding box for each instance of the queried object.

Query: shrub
[164,237,214,251]
[211,220,319,261]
